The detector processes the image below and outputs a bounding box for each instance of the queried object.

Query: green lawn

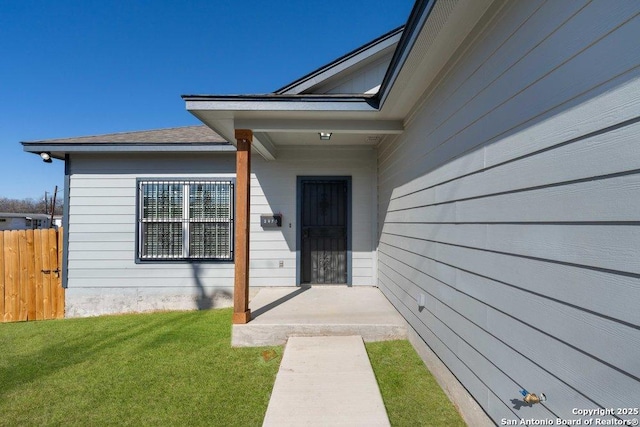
[367,340,466,427]
[1,309,465,426]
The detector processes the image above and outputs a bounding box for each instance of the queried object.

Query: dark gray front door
[300,179,348,284]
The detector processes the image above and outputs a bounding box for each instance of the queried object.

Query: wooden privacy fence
[0,228,64,322]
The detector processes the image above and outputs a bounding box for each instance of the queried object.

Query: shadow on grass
[0,312,193,398]
[138,308,231,352]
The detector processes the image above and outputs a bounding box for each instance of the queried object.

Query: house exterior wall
[251,147,377,287]
[0,216,51,230]
[377,1,640,424]
[65,147,376,316]
[0,217,30,231]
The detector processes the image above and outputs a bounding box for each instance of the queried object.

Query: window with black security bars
[138,179,234,261]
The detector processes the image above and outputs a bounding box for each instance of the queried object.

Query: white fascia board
[234,119,403,134]
[22,143,235,155]
[184,97,379,113]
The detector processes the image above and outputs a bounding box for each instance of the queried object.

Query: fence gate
[0,228,64,322]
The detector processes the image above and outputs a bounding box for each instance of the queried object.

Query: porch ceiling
[187,104,402,158]
[265,132,384,146]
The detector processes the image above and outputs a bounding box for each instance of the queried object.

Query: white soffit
[269,132,384,146]
[187,113,279,160]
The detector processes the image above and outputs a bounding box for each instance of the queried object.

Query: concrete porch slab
[232,286,407,347]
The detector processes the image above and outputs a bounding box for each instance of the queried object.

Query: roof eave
[182,0,439,116]
[22,142,235,160]
[0,213,52,219]
[183,94,380,111]
[377,0,437,109]
[181,0,442,159]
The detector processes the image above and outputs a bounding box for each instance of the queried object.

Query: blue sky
[0,0,414,200]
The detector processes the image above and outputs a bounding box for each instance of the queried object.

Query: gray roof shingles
[24,125,228,145]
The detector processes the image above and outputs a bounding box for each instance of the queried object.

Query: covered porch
[182,22,411,326]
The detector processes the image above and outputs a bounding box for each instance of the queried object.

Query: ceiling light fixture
[40,152,52,163]
[319,132,332,141]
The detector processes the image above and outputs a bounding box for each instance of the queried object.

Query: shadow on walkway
[251,286,310,319]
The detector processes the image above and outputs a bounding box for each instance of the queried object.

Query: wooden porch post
[233,129,252,324]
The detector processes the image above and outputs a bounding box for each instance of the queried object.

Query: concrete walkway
[262,335,391,427]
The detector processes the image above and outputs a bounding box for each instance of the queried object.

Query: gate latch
[41,269,61,274]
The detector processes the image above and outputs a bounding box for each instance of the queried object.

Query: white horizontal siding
[379,251,639,384]
[383,223,640,274]
[251,147,376,285]
[380,2,640,190]
[387,119,640,207]
[318,54,393,94]
[66,154,236,293]
[378,1,640,424]
[386,174,640,223]
[67,148,376,307]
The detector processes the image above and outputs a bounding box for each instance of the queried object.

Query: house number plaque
[260,214,282,228]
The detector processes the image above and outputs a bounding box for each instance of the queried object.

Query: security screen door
[300,178,349,284]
